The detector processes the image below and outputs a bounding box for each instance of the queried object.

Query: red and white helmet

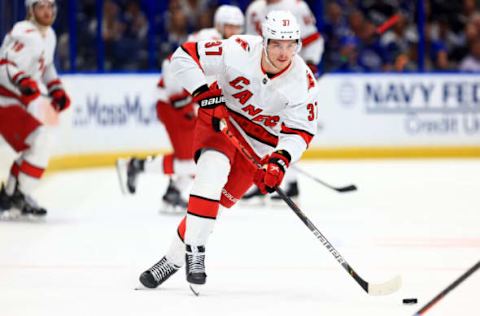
[262,10,301,51]
[214,5,245,28]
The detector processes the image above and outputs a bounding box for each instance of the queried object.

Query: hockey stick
[292,165,357,193]
[219,120,401,295]
[413,260,480,315]
[375,14,400,35]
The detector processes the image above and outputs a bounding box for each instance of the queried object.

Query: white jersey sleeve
[161,57,193,107]
[42,59,60,87]
[170,40,227,94]
[41,28,61,87]
[276,67,319,162]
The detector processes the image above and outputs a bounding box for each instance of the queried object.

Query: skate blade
[115,159,131,195]
[158,201,186,215]
[0,209,46,222]
[189,283,202,296]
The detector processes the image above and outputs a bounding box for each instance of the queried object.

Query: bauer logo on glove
[199,96,225,108]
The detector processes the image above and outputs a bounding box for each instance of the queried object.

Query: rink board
[1,73,480,171]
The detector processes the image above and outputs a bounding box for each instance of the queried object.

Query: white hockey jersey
[245,0,324,65]
[171,35,319,163]
[158,28,223,105]
[0,20,60,107]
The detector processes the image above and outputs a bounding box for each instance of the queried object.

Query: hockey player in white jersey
[138,11,319,294]
[0,0,71,218]
[243,0,324,203]
[116,5,244,213]
[246,0,324,74]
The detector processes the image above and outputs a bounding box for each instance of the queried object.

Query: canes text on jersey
[229,76,280,127]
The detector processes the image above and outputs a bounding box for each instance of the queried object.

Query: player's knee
[24,126,53,160]
[191,150,230,200]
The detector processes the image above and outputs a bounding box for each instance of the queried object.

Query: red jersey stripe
[0,59,17,66]
[302,32,321,47]
[229,110,278,148]
[181,42,203,72]
[281,123,314,146]
[12,71,26,83]
[47,79,62,89]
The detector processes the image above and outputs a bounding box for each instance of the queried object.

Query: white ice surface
[0,160,479,316]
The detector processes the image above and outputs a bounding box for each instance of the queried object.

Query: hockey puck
[402,298,418,304]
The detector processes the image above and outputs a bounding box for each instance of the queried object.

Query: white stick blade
[115,159,130,195]
[368,275,402,296]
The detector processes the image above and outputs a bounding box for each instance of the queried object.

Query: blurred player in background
[138,11,319,294]
[116,5,244,213]
[243,0,324,204]
[0,0,71,219]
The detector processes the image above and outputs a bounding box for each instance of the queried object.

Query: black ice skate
[139,256,181,289]
[9,186,47,218]
[0,184,12,214]
[186,244,207,296]
[240,186,266,206]
[270,181,299,205]
[116,157,145,194]
[160,180,188,213]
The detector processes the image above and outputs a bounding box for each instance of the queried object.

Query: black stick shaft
[414,260,480,315]
[292,166,357,193]
[275,187,368,292]
[220,121,369,293]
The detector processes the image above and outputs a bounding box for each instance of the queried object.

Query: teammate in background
[0,0,70,218]
[116,5,244,213]
[243,0,324,203]
[138,11,319,294]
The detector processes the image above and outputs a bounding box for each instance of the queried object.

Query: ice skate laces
[150,257,178,282]
[187,246,205,274]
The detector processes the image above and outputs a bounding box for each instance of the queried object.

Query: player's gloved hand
[17,77,40,105]
[254,150,291,194]
[49,89,71,112]
[193,86,228,132]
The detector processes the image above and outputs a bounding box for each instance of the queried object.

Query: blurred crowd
[52,0,480,72]
[322,0,480,72]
